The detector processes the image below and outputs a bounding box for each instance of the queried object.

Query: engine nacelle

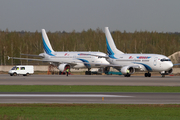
[58,64,70,72]
[121,66,135,75]
[160,68,173,75]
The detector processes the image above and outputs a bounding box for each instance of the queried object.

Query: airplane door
[153,57,157,66]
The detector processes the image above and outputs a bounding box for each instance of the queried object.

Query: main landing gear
[85,68,91,75]
[124,74,131,77]
[145,72,151,77]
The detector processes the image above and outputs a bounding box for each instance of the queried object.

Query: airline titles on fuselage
[137,56,151,59]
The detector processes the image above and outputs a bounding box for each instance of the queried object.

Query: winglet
[8,56,10,60]
[105,27,124,56]
[42,29,55,56]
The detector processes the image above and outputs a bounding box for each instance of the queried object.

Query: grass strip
[0,85,180,92]
[0,104,180,120]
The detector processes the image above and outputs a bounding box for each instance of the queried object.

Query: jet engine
[58,64,70,72]
[121,66,135,75]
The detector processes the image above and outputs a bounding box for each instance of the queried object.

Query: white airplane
[103,27,174,77]
[8,29,110,75]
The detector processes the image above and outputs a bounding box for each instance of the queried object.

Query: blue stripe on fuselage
[133,62,152,72]
[77,59,91,68]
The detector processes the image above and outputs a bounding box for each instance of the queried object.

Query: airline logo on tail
[105,27,124,59]
[106,37,117,59]
[42,29,55,56]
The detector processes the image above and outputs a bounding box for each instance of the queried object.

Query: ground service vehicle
[8,65,34,76]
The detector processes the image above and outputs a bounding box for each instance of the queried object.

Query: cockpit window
[160,58,171,62]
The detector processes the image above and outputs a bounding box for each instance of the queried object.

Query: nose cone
[165,62,173,70]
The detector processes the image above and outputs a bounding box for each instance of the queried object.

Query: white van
[8,65,34,76]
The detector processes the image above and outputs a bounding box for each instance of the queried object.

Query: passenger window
[16,67,19,70]
[21,67,25,70]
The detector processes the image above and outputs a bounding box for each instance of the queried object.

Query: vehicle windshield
[11,67,16,70]
[160,58,171,62]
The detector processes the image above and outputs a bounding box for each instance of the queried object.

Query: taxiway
[1,74,180,104]
[0,92,180,104]
[0,74,180,86]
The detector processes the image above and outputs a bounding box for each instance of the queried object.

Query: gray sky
[0,0,180,32]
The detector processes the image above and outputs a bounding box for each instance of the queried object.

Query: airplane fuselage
[40,51,110,69]
[108,54,173,72]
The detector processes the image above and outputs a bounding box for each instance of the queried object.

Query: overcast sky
[0,0,180,32]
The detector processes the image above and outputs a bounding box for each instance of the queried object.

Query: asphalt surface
[0,74,180,104]
[0,74,180,86]
[0,92,180,104]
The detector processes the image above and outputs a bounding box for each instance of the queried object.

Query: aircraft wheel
[148,73,151,77]
[145,73,148,77]
[85,71,91,75]
[145,73,151,77]
[85,71,88,75]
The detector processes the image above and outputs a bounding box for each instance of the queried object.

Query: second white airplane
[104,27,173,77]
[9,29,110,75]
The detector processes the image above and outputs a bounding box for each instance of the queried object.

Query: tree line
[0,28,180,65]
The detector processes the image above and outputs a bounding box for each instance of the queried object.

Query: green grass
[0,85,180,92]
[0,104,180,120]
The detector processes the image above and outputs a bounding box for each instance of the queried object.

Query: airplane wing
[8,56,56,62]
[8,56,78,66]
[127,64,141,69]
[110,64,140,70]
[80,53,141,69]
[79,53,109,58]
[20,53,44,58]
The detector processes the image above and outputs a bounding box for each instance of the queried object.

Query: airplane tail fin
[105,27,124,56]
[42,29,55,56]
